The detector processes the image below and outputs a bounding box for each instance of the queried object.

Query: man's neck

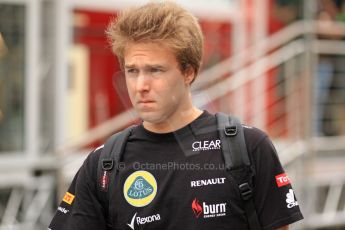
[143,107,203,133]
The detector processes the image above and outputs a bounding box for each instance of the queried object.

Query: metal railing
[52,20,345,230]
[55,20,345,153]
[1,18,345,230]
[56,21,345,230]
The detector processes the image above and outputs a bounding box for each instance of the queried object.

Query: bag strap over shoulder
[216,112,261,230]
[96,125,135,228]
[216,112,250,169]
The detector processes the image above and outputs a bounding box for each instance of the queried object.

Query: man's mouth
[137,100,156,108]
[138,100,155,104]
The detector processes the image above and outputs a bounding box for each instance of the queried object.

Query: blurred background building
[0,0,345,229]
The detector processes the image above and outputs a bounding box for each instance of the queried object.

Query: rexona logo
[192,139,221,151]
[123,170,157,207]
[191,178,226,187]
[191,198,227,219]
[275,173,290,187]
[127,212,161,230]
[57,206,69,214]
[286,189,298,208]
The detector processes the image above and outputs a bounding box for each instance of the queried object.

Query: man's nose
[136,72,151,92]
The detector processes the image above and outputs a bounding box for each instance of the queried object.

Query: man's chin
[137,111,161,123]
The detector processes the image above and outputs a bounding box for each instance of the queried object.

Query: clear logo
[192,139,221,152]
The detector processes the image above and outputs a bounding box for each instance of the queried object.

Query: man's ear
[184,66,196,85]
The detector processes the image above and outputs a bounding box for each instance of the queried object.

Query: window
[0,4,25,152]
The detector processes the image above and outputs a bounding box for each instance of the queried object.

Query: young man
[49,2,303,230]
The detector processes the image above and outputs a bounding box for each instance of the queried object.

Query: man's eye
[126,69,138,76]
[150,68,162,73]
[127,69,137,73]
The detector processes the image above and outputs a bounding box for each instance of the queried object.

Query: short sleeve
[48,150,107,230]
[250,134,303,230]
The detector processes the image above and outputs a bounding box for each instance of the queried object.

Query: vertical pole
[25,1,41,229]
[231,0,248,120]
[303,0,318,140]
[25,0,41,161]
[252,0,268,129]
[302,0,318,227]
[54,0,70,151]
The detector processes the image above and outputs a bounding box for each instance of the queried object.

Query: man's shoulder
[80,145,104,173]
[209,111,269,147]
[242,124,268,141]
[89,144,104,161]
[241,124,270,152]
[90,126,135,156]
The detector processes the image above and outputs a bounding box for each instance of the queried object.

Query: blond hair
[106,2,204,81]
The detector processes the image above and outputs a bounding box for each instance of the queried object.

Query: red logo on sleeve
[275,173,290,187]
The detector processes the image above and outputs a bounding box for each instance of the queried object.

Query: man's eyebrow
[124,64,136,69]
[149,64,165,68]
[124,64,166,69]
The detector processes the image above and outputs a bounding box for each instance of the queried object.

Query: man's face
[124,42,194,126]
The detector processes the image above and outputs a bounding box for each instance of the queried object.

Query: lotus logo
[127,176,154,199]
[123,171,157,207]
